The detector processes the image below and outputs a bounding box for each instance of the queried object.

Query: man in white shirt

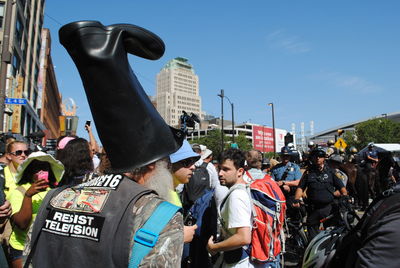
[207,148,252,267]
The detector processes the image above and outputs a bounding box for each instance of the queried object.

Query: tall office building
[0,0,47,135]
[156,57,202,127]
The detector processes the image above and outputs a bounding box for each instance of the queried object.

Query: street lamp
[224,96,235,144]
[268,103,276,158]
[217,89,224,152]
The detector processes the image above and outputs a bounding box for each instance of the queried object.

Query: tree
[189,129,253,156]
[343,118,400,150]
[233,133,253,152]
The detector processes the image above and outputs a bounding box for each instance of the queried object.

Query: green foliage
[189,129,253,156]
[342,119,400,150]
[232,133,253,152]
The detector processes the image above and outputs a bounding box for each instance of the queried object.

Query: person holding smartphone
[8,152,64,268]
[84,120,101,170]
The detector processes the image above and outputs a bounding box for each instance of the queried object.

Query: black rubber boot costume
[59,21,183,172]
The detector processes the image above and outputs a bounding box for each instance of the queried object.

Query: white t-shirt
[220,184,252,268]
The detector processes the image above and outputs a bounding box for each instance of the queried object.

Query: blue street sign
[5,98,28,105]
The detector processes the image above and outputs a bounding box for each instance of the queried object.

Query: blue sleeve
[270,168,277,180]
[294,165,302,180]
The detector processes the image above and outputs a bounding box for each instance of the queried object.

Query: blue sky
[43,0,400,140]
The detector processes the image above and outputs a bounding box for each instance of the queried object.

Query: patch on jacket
[50,188,110,213]
[42,210,105,242]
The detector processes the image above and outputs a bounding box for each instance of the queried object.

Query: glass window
[0,2,4,28]
[15,16,24,46]
[33,89,38,109]
[11,52,21,76]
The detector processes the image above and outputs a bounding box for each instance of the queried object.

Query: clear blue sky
[43,0,400,140]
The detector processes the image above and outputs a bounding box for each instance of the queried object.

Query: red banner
[252,125,274,153]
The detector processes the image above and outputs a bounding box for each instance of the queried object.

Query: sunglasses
[178,158,197,167]
[10,150,31,156]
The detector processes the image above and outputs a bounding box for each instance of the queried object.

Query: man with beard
[26,21,185,267]
[207,149,252,267]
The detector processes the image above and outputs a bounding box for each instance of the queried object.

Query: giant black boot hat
[59,21,183,173]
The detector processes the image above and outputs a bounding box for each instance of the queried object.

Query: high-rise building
[156,57,202,127]
[0,0,47,135]
[39,28,62,139]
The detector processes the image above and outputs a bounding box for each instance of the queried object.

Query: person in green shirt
[169,140,200,243]
[4,141,30,200]
[8,152,64,268]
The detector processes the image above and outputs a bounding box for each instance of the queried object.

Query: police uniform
[271,162,302,183]
[271,162,302,218]
[364,149,378,170]
[298,165,345,239]
[29,174,183,267]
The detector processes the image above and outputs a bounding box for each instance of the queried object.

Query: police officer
[271,146,302,212]
[293,147,348,239]
[364,142,379,170]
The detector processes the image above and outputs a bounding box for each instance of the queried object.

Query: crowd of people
[0,20,398,268]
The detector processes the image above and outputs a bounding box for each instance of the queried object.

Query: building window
[0,2,4,28]
[11,52,21,76]
[15,16,24,47]
[33,89,38,109]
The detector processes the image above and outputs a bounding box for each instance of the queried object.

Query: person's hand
[183,224,197,243]
[292,200,301,208]
[207,236,218,256]
[25,178,49,198]
[85,124,92,133]
[277,181,284,187]
[0,200,12,221]
[282,185,290,192]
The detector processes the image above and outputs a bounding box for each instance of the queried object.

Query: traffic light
[338,129,345,136]
[284,133,294,146]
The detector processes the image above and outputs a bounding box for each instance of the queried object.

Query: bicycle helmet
[308,141,315,148]
[302,226,345,268]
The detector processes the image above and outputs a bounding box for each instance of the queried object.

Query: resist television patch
[43,210,105,242]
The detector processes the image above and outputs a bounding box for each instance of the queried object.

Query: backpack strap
[128,201,181,268]
[280,163,292,181]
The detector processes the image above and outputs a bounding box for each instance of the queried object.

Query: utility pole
[218,89,224,152]
[268,103,276,158]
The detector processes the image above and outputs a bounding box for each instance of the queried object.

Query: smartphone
[85,120,91,126]
[37,171,49,183]
[0,176,5,206]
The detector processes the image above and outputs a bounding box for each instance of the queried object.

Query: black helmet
[310,147,326,158]
[280,146,293,155]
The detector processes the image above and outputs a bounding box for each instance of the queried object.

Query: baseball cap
[170,140,200,164]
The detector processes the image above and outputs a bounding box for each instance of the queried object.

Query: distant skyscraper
[156,57,202,127]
